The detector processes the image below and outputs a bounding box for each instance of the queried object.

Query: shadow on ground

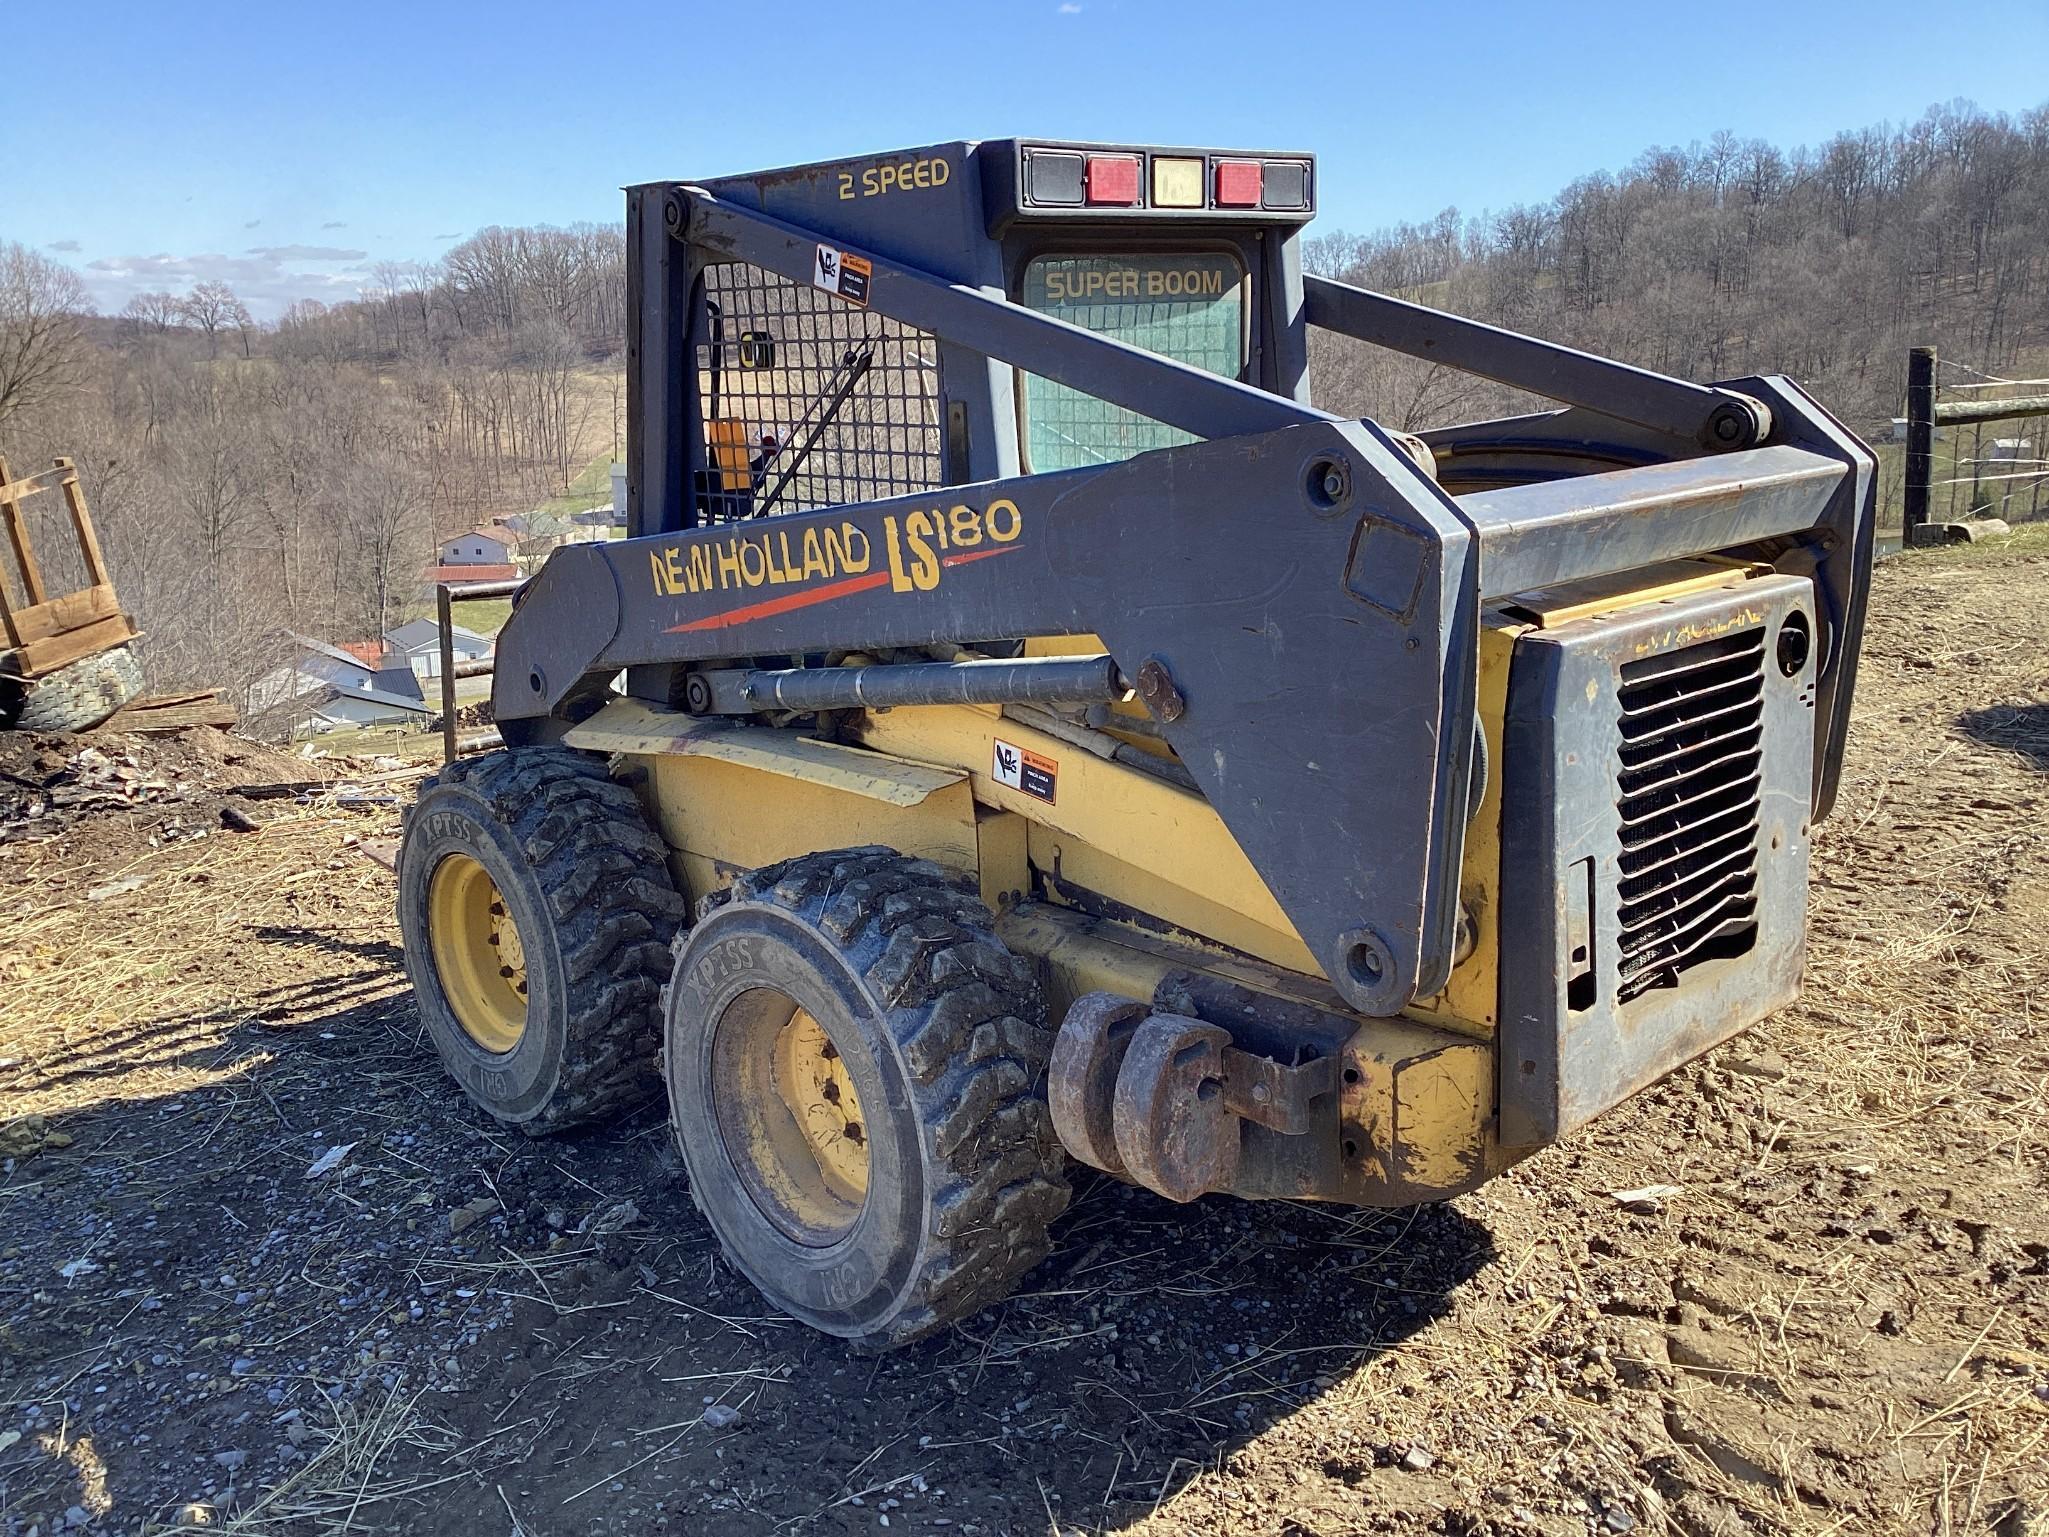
[1955,700,2049,771]
[1,921,1495,1535]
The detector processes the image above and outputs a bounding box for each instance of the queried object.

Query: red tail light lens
[1084,154,1141,206]
[1214,160,1262,208]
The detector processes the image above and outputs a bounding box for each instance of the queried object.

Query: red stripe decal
[941,544,1024,569]
[663,541,1024,634]
[665,568,892,633]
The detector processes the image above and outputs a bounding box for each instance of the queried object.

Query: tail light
[1214,160,1262,208]
[1084,154,1141,206]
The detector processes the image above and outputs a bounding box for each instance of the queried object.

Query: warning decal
[992,738,1057,804]
[812,244,873,307]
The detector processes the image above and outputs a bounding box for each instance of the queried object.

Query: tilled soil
[2,540,2046,1537]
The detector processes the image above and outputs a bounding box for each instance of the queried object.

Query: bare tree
[0,241,91,428]
[336,447,431,639]
[122,291,183,335]
[178,280,253,359]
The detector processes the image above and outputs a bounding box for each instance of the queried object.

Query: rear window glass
[1018,253,1246,471]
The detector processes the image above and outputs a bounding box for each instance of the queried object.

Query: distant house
[384,618,493,681]
[439,528,515,566]
[248,633,387,715]
[305,679,432,731]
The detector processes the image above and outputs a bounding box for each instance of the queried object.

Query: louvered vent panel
[1614,629,1765,1001]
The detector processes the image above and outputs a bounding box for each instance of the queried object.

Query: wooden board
[8,612,139,678]
[98,690,239,734]
[4,584,120,644]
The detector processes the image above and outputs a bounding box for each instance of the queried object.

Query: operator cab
[640,138,1316,535]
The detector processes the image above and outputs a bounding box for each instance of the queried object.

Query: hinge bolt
[1135,657,1185,724]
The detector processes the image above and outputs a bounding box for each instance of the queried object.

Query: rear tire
[398,747,684,1134]
[666,847,1069,1347]
[10,644,144,732]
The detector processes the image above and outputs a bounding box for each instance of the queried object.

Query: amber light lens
[1151,157,1204,208]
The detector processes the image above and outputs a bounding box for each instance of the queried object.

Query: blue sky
[6,0,2046,318]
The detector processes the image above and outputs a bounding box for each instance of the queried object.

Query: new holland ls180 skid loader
[399,140,1875,1347]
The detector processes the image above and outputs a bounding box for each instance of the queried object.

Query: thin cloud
[46,239,81,253]
[244,219,262,229]
[246,244,368,261]
[80,250,367,319]
[1057,3,1082,12]
[320,220,348,230]
[433,232,463,241]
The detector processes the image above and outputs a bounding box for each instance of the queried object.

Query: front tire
[666,848,1069,1347]
[398,747,684,1134]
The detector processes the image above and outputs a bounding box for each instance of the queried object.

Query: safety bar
[435,577,526,766]
[1302,277,1770,451]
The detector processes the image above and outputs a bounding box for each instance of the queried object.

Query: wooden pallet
[0,455,140,678]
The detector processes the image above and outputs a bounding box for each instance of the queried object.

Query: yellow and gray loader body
[398,139,1875,1346]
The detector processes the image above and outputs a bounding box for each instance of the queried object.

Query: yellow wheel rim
[426,854,528,1053]
[713,990,872,1246]
[772,1007,870,1210]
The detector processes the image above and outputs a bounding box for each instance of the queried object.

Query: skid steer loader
[398,140,1875,1347]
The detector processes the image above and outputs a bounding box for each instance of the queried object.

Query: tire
[11,644,145,732]
[398,746,685,1134]
[666,847,1069,1348]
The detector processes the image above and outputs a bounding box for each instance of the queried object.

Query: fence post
[1904,345,1936,539]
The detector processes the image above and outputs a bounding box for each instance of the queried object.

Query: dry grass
[1,808,407,1123]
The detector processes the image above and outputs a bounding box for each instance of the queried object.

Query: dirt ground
[2,537,2045,1537]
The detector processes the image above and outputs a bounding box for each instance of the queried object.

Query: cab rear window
[1018,253,1246,471]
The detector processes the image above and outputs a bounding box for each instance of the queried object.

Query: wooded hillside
[1305,98,2049,490]
[0,226,626,707]
[2,98,2044,708]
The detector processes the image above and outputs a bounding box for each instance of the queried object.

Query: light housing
[1084,154,1142,206]
[1151,156,1205,209]
[1214,160,1262,208]
[1261,160,1310,211]
[1025,149,1086,206]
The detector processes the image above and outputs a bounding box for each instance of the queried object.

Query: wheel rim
[426,854,528,1053]
[713,989,871,1246]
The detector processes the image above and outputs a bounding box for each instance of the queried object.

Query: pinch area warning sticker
[812,243,872,307]
[992,738,1056,804]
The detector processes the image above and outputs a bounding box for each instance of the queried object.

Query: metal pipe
[1007,704,1202,793]
[452,656,495,680]
[737,654,1126,713]
[436,584,458,766]
[1933,394,2049,426]
[443,577,527,601]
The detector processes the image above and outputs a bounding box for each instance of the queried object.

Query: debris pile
[0,739,189,845]
[0,728,350,850]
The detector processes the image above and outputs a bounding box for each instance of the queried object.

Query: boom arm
[499,182,1874,1010]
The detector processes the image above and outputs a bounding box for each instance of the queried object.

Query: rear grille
[1614,628,1765,1001]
